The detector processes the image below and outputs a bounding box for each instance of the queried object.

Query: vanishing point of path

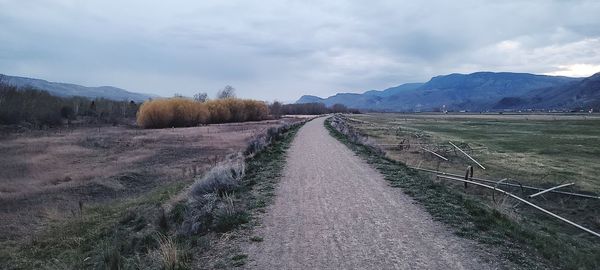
[244,117,499,269]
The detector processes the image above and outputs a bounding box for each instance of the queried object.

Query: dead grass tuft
[156,233,185,270]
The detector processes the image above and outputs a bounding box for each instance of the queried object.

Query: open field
[348,113,600,193]
[0,118,301,244]
[345,113,600,236]
[329,115,600,269]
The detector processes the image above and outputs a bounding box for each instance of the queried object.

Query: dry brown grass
[156,233,184,270]
[0,118,302,242]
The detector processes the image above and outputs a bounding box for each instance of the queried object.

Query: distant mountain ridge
[0,74,156,101]
[296,95,324,104]
[495,72,600,110]
[296,72,587,111]
[296,82,424,109]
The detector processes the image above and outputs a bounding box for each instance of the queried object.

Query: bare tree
[194,92,208,102]
[217,85,236,99]
[332,103,349,113]
[269,101,283,118]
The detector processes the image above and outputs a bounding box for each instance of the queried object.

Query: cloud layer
[1,0,600,100]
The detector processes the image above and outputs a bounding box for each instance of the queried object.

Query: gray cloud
[1,0,600,101]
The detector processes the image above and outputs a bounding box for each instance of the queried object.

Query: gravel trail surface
[244,117,499,269]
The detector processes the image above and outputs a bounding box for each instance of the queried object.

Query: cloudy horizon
[2,0,600,101]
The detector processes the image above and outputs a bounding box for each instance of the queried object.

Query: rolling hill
[0,74,156,101]
[296,82,424,109]
[297,72,582,111]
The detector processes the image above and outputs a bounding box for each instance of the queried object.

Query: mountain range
[297,72,600,111]
[0,74,156,101]
[494,72,600,110]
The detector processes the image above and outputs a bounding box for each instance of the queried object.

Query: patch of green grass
[238,124,301,216]
[170,202,188,225]
[249,236,263,242]
[231,254,247,267]
[326,116,600,270]
[213,210,250,233]
[2,181,189,270]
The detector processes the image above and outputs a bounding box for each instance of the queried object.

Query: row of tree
[268,102,360,117]
[0,82,139,127]
[136,97,269,128]
[0,81,360,129]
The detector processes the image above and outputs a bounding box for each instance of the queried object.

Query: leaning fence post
[464,166,473,188]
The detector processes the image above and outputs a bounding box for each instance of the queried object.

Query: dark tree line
[0,82,139,127]
[268,102,360,118]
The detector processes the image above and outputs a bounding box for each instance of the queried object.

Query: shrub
[244,123,298,156]
[136,97,268,128]
[180,155,247,235]
[137,99,175,128]
[189,156,245,198]
[136,98,210,128]
[171,98,209,127]
[206,99,232,123]
[245,100,269,121]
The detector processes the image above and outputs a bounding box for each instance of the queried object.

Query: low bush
[189,156,245,198]
[245,123,299,156]
[180,156,246,235]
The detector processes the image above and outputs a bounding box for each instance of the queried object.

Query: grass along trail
[243,117,499,269]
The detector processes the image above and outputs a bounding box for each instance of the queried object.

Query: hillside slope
[296,83,423,109]
[0,74,156,101]
[495,72,600,110]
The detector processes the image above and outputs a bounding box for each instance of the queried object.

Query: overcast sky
[2,0,600,101]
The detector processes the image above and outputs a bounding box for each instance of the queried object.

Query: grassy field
[347,113,600,193]
[0,118,303,269]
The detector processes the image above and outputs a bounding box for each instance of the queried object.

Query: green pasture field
[348,113,600,193]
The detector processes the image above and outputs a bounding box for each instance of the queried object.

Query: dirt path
[244,117,499,269]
